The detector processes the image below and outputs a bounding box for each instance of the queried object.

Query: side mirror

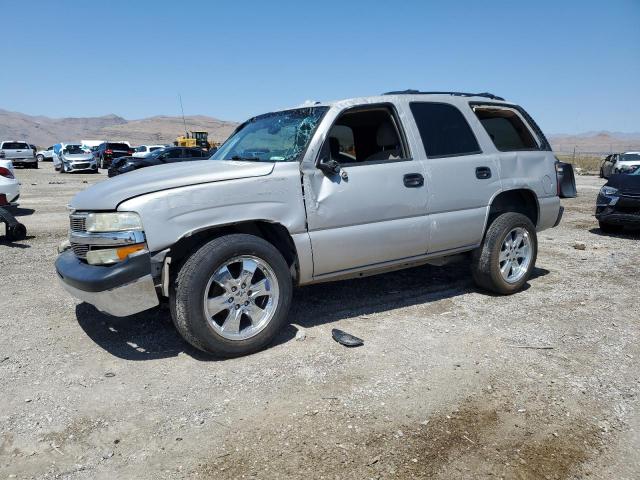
[317,141,340,175]
[318,158,341,175]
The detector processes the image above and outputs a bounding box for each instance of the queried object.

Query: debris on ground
[331,329,364,347]
[573,241,586,250]
[294,327,307,341]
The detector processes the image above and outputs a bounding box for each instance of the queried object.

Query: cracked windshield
[210,107,328,162]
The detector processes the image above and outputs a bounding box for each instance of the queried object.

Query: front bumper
[596,194,640,226]
[55,249,159,317]
[65,161,98,172]
[596,210,640,225]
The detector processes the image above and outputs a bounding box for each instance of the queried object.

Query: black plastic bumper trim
[55,250,151,293]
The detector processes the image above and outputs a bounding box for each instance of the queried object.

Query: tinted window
[149,146,162,152]
[2,142,30,150]
[107,143,129,150]
[188,149,203,157]
[474,107,538,151]
[167,149,182,158]
[410,103,481,157]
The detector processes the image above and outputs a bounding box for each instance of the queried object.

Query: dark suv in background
[107,147,210,177]
[94,142,134,169]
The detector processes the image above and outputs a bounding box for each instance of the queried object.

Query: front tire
[471,212,538,295]
[171,234,293,357]
[36,154,44,162]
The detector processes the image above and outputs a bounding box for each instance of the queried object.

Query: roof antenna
[179,93,188,138]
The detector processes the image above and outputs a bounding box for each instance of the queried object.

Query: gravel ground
[1,163,639,479]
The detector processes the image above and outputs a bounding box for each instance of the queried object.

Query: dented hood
[70,160,275,210]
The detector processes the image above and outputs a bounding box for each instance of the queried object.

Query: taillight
[555,162,562,196]
[0,150,5,158]
[105,149,113,155]
[0,166,14,179]
[0,194,8,206]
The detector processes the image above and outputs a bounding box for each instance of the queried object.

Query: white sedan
[132,145,166,158]
[0,159,20,205]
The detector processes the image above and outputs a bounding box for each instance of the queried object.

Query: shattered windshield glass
[210,107,328,162]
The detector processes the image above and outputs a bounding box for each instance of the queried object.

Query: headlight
[600,186,618,196]
[85,212,143,232]
[86,244,145,265]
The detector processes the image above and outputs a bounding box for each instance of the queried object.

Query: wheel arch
[168,220,300,282]
[484,189,539,233]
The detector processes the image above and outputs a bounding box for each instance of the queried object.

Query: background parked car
[36,146,55,162]
[132,145,165,158]
[94,142,134,169]
[107,146,208,177]
[596,168,640,233]
[0,141,37,168]
[56,144,98,173]
[600,152,640,178]
[0,159,20,205]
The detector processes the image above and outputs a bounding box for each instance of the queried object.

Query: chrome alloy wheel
[499,227,532,284]
[203,255,279,341]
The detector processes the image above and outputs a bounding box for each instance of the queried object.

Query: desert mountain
[548,131,640,154]
[0,109,238,148]
[2,108,639,154]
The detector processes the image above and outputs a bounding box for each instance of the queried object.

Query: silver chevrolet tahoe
[56,91,572,357]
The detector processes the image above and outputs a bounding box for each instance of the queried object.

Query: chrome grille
[70,214,87,233]
[70,213,88,259]
[71,242,89,259]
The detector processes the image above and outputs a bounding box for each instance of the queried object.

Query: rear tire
[599,221,623,234]
[6,223,27,241]
[36,154,44,162]
[471,212,538,295]
[171,234,293,357]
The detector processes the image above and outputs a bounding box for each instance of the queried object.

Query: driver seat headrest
[377,122,398,147]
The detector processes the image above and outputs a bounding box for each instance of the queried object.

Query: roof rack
[382,90,505,101]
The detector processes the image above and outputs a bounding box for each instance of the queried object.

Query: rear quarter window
[409,103,481,158]
[473,106,539,151]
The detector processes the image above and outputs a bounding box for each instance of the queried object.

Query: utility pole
[179,94,188,138]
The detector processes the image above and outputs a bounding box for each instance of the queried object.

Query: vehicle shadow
[7,206,35,217]
[588,227,640,239]
[75,262,550,362]
[0,235,35,248]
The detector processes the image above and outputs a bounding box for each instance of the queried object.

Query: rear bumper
[11,158,36,165]
[553,206,564,227]
[1,182,20,204]
[55,250,159,317]
[537,196,562,231]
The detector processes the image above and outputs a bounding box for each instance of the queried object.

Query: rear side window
[2,142,30,149]
[410,103,481,158]
[473,107,538,151]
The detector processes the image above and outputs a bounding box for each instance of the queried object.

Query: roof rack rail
[382,90,505,101]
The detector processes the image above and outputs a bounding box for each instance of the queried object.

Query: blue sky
[0,0,638,133]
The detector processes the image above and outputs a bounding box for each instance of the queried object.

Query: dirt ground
[1,163,639,479]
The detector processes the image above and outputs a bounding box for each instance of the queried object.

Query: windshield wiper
[229,155,262,162]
